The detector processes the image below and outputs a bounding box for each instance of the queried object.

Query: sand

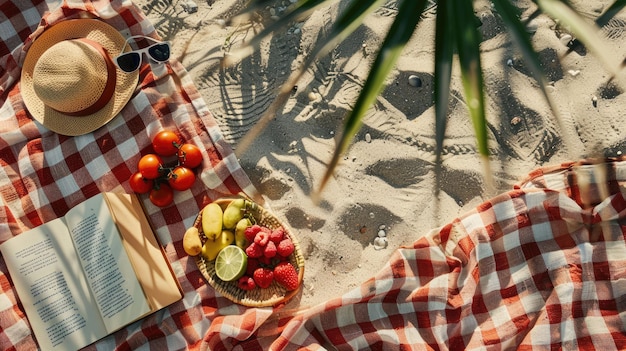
[134,0,626,307]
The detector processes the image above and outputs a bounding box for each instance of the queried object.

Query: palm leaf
[453,0,487,156]
[432,0,455,200]
[452,0,496,193]
[316,0,429,195]
[434,0,454,161]
[231,0,626,199]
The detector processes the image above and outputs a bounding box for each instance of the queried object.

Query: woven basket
[194,197,305,307]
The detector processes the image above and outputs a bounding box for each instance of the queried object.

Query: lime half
[215,245,248,282]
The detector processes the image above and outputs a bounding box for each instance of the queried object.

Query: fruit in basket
[253,267,274,289]
[254,230,270,246]
[201,230,234,261]
[263,241,277,258]
[183,227,202,256]
[237,276,256,290]
[245,242,264,258]
[191,198,303,302]
[245,225,263,243]
[222,198,246,229]
[277,238,295,257]
[269,228,284,244]
[273,262,299,291]
[244,223,294,262]
[214,245,248,282]
[235,217,252,249]
[202,203,223,240]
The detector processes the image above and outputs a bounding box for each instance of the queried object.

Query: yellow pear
[182,227,202,256]
[202,202,223,240]
[222,199,246,229]
[235,217,252,249]
[201,230,235,261]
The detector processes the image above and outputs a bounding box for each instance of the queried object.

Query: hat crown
[32,40,108,114]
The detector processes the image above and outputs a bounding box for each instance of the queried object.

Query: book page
[103,193,182,311]
[64,194,151,334]
[0,218,107,351]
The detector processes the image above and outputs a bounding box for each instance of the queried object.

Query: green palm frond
[317,0,428,192]
[434,0,454,161]
[229,0,626,197]
[453,0,487,157]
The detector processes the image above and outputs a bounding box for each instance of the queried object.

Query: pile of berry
[130,131,202,207]
[237,224,300,291]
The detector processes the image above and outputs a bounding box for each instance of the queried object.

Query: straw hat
[21,19,138,136]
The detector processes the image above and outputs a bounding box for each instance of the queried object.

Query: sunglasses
[114,35,171,73]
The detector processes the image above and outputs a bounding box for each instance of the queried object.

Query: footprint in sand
[365,158,431,189]
[245,165,292,201]
[285,207,325,231]
[335,203,402,248]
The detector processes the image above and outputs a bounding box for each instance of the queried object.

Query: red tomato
[138,154,163,179]
[177,143,203,168]
[150,183,174,207]
[168,166,196,191]
[129,172,154,194]
[152,130,182,156]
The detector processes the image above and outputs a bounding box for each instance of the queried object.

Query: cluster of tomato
[130,131,203,207]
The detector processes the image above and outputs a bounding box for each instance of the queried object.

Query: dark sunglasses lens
[148,43,170,62]
[116,52,141,72]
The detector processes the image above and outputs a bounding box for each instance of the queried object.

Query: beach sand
[134,0,626,307]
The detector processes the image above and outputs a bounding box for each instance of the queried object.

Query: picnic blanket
[2,1,626,350]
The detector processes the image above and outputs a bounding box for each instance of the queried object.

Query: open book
[0,193,182,351]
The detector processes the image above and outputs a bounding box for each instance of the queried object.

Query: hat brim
[21,19,139,136]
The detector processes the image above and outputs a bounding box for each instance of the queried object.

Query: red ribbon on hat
[61,37,118,117]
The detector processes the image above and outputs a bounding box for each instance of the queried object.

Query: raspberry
[273,262,299,291]
[269,227,285,243]
[277,238,295,257]
[245,242,263,258]
[254,231,269,246]
[264,240,277,258]
[253,267,274,289]
[245,224,262,243]
[237,276,256,291]
[246,258,259,276]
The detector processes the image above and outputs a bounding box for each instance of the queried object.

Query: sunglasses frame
[114,35,171,73]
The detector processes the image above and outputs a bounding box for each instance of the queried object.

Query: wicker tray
[194,197,305,307]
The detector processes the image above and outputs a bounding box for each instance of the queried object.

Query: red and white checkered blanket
[2,1,626,350]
